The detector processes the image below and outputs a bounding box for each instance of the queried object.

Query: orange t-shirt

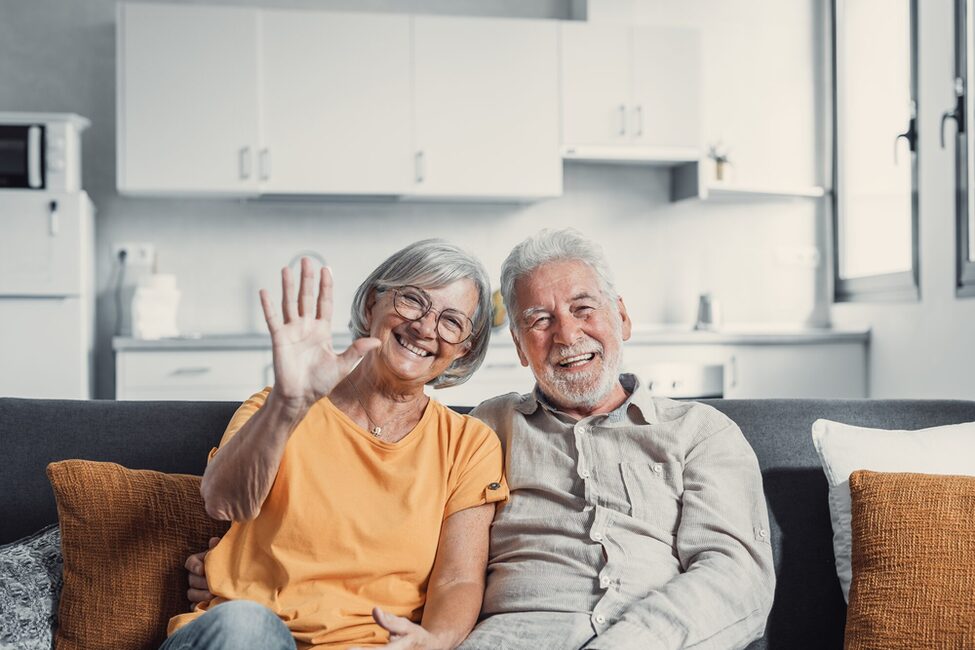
[168,388,508,649]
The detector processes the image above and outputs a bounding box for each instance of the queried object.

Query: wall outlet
[775,246,821,268]
[113,242,156,267]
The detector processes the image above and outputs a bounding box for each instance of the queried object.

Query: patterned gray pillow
[0,524,62,650]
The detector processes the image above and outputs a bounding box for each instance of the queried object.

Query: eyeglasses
[391,286,475,345]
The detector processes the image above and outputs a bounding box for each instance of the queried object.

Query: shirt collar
[515,373,655,424]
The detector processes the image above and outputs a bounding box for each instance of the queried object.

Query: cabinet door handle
[170,366,212,376]
[634,105,644,137]
[617,105,627,136]
[415,150,425,183]
[239,146,252,180]
[259,148,271,180]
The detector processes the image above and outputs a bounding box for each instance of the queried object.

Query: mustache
[548,340,604,365]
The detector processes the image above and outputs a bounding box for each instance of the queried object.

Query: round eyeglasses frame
[391,286,475,345]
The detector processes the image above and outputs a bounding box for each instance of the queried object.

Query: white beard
[533,320,623,411]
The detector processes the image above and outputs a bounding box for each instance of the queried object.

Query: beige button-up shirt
[471,374,775,649]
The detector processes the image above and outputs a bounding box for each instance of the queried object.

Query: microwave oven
[0,112,89,191]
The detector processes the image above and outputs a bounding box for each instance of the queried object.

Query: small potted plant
[707,142,734,183]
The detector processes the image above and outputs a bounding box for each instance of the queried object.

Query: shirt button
[594,614,606,624]
[488,482,501,490]
[592,532,604,541]
[580,469,591,479]
[652,463,663,474]
[759,528,769,539]
[600,576,611,588]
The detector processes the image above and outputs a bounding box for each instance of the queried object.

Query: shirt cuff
[583,620,685,650]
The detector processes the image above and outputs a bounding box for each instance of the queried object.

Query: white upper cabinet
[259,11,413,195]
[630,26,701,150]
[561,22,701,160]
[117,3,261,195]
[561,23,632,148]
[411,16,562,199]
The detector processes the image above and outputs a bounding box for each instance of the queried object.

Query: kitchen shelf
[561,145,699,166]
[702,184,827,200]
[671,162,828,202]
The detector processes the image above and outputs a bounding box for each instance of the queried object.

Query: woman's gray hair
[349,239,492,389]
[500,228,617,328]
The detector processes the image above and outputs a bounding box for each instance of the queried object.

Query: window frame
[831,0,921,303]
[957,0,975,297]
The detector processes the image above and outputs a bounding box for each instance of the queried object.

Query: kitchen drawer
[116,349,272,400]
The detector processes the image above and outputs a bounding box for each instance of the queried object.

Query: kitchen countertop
[113,324,870,350]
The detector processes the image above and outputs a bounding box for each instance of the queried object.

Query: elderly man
[187,229,775,649]
[457,229,774,649]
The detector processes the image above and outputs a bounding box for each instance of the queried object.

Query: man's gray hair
[500,228,617,327]
[349,239,492,389]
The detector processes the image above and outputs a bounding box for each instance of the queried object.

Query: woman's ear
[456,339,473,360]
[364,289,377,330]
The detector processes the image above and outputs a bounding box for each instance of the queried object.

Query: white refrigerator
[0,190,94,398]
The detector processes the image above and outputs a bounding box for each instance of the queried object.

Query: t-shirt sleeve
[444,417,509,519]
[206,387,272,463]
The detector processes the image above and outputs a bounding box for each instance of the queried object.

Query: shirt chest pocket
[619,461,684,534]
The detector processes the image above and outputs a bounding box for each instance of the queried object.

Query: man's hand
[349,608,445,650]
[186,536,220,606]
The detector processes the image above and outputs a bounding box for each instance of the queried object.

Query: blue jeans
[160,600,296,650]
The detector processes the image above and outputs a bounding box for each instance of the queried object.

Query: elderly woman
[164,240,507,650]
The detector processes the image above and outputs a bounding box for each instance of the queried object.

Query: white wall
[0,0,826,397]
[831,0,975,398]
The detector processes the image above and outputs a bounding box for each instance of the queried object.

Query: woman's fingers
[281,266,297,323]
[337,337,381,375]
[259,289,282,335]
[298,257,316,318]
[316,266,334,322]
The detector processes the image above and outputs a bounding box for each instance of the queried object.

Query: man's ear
[616,296,632,341]
[510,327,530,367]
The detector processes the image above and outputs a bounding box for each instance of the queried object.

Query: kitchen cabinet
[622,340,867,399]
[560,22,701,160]
[117,5,561,199]
[117,3,261,195]
[115,348,272,401]
[113,331,868,403]
[259,11,413,195]
[410,16,562,199]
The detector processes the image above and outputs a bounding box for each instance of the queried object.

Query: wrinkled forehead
[515,260,607,311]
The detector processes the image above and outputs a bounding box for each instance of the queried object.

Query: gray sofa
[3,397,975,649]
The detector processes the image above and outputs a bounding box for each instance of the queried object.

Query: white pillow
[810,418,975,602]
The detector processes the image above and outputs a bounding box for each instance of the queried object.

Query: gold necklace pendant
[370,426,383,437]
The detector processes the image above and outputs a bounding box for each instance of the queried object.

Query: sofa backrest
[700,398,975,649]
[3,397,975,650]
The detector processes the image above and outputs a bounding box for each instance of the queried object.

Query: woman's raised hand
[259,258,380,415]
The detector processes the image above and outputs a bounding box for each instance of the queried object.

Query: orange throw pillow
[845,470,975,649]
[47,460,229,650]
